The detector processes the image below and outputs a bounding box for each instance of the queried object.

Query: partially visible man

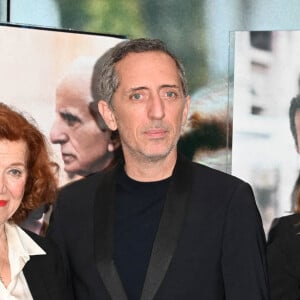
[48,38,270,299]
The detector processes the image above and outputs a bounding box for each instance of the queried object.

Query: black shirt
[114,167,171,300]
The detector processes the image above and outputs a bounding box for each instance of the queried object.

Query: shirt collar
[5,222,46,260]
[4,222,46,280]
[3,222,45,284]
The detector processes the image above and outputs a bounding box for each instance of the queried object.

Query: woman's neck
[0,223,6,242]
[0,224,9,287]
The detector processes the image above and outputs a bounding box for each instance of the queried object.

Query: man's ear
[182,95,191,126]
[98,100,118,131]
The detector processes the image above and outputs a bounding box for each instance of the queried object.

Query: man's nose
[147,93,165,120]
[50,119,68,144]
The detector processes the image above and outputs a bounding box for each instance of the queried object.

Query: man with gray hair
[48,38,270,300]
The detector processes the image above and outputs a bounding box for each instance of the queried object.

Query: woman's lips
[0,200,8,207]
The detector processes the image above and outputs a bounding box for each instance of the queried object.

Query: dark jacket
[23,229,73,299]
[267,213,300,300]
[48,156,269,300]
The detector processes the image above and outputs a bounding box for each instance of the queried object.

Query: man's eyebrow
[59,111,81,122]
[125,85,180,93]
[160,84,180,89]
[125,86,149,94]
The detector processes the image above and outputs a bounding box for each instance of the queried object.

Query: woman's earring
[108,143,114,152]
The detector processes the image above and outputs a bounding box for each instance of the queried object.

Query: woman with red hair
[0,103,71,299]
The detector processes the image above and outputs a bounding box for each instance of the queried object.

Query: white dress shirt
[0,222,46,300]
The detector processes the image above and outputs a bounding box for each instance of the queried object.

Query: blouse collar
[4,222,45,279]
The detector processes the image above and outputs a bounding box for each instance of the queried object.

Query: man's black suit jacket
[267,213,300,300]
[48,156,270,300]
[22,230,73,299]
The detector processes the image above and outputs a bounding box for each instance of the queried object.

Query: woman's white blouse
[0,222,46,300]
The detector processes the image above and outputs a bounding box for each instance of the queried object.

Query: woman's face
[0,139,27,224]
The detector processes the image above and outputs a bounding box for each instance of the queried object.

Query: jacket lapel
[140,156,193,300]
[94,157,193,300]
[94,166,128,300]
[23,258,48,299]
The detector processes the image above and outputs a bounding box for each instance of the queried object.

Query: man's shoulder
[269,213,300,235]
[60,170,109,195]
[268,213,300,247]
[188,159,246,186]
[55,170,113,211]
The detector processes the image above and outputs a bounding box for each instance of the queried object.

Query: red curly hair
[0,103,58,224]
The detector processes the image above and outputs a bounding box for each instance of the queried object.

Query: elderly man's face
[50,75,112,176]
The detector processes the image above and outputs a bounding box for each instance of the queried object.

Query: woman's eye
[8,169,23,177]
